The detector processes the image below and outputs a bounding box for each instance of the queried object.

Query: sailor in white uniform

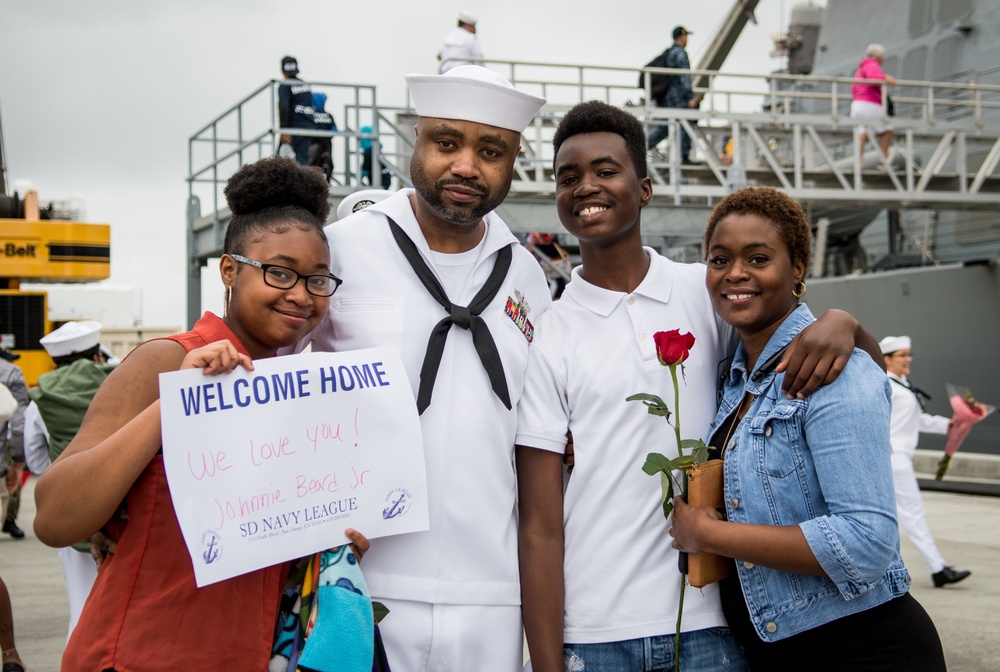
[300,66,548,671]
[880,335,971,588]
[27,321,116,638]
[437,12,484,73]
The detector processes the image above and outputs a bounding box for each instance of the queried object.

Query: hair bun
[224,157,330,222]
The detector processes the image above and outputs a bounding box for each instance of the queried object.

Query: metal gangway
[186,59,1000,323]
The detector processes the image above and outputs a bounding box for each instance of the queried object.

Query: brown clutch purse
[681,459,731,588]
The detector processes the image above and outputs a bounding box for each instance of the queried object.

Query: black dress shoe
[2,520,25,539]
[932,566,971,587]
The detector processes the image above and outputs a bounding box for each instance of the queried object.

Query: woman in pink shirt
[851,44,898,157]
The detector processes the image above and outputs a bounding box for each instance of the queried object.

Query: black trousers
[724,587,946,672]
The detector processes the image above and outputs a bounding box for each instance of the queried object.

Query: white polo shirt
[516,249,738,643]
[308,189,551,606]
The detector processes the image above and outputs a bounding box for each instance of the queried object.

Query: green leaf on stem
[626,393,672,420]
[662,490,675,518]
[657,471,676,518]
[641,452,696,476]
[680,439,711,464]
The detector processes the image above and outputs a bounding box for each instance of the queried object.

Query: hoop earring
[224,285,232,317]
[792,280,806,298]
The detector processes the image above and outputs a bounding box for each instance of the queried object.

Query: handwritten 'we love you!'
[175,360,390,532]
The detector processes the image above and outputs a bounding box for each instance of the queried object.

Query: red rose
[653,330,695,366]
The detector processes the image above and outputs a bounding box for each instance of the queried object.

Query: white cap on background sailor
[336,189,394,221]
[457,11,477,26]
[404,66,546,133]
[879,335,911,355]
[39,320,103,358]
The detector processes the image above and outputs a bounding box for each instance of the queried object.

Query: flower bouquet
[936,384,995,480]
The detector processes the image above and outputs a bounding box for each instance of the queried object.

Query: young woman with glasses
[33,157,370,671]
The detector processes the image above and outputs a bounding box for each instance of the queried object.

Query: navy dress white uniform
[308,190,550,669]
[299,67,548,670]
[887,371,947,572]
[880,335,968,587]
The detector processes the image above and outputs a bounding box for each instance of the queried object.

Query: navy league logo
[201,529,222,565]
[382,488,412,520]
[504,290,535,343]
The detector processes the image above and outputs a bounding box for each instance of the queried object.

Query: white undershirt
[428,235,487,302]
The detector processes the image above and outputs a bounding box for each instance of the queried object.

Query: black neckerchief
[387,217,512,414]
[890,376,932,410]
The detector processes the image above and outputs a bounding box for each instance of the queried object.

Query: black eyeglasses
[229,254,343,297]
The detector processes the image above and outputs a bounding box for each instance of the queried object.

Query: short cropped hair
[704,186,812,270]
[52,344,102,368]
[865,43,886,59]
[552,101,648,179]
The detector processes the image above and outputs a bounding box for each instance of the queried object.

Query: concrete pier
[3,475,999,671]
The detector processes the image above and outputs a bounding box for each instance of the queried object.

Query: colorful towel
[270,546,389,672]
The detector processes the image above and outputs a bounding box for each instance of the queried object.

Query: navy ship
[185,0,999,459]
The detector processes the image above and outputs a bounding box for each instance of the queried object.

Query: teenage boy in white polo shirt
[515,101,884,672]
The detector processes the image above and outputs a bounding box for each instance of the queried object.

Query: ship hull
[806,262,999,456]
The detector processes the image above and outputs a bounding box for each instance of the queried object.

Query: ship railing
[451,59,1000,205]
[462,58,1000,125]
[186,60,1000,324]
[187,64,1000,228]
[187,79,387,254]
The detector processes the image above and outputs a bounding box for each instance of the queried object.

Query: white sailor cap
[879,335,911,355]
[405,66,546,133]
[336,189,394,221]
[99,345,121,366]
[40,320,103,358]
[458,11,478,25]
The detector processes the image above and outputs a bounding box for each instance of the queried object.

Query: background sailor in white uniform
[25,321,116,637]
[437,12,484,73]
[880,335,971,588]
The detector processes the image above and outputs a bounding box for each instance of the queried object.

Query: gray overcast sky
[1,0,794,328]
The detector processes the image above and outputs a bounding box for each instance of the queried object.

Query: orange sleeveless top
[63,313,287,671]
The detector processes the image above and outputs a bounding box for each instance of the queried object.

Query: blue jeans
[563,627,748,672]
[646,114,691,158]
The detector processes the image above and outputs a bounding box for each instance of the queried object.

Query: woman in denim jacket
[670,187,945,671]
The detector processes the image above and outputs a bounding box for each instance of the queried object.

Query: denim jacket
[709,304,911,642]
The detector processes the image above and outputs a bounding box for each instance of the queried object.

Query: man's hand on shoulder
[777,309,860,399]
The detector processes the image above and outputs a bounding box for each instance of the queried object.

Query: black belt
[387,217,512,414]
